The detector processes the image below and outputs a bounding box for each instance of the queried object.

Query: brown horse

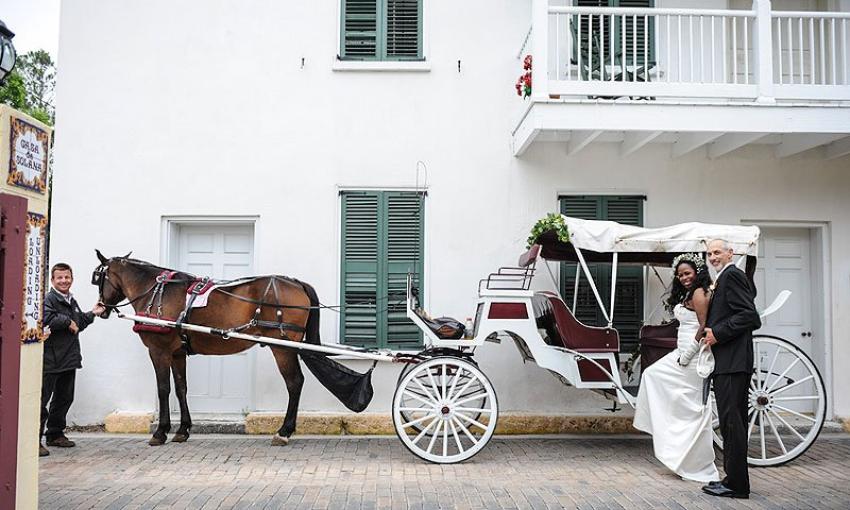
[93,250,321,446]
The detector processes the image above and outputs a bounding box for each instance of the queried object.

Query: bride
[633,253,719,483]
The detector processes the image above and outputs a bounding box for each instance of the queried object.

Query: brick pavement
[38,434,850,509]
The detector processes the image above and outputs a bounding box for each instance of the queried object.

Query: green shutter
[618,0,655,66]
[573,0,655,75]
[559,195,644,347]
[341,0,380,59]
[341,0,422,61]
[384,0,422,60]
[341,192,380,345]
[340,191,424,349]
[385,192,424,348]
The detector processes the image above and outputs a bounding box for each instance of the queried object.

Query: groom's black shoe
[701,483,749,499]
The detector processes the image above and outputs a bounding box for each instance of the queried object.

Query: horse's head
[93,249,132,317]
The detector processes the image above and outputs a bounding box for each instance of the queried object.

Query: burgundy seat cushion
[535,291,619,353]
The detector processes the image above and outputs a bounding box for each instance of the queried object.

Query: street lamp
[0,20,17,84]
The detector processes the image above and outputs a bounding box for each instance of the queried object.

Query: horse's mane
[114,257,196,281]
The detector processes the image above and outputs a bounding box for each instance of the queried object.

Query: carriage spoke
[759,411,767,460]
[764,346,781,391]
[449,418,465,453]
[402,413,436,429]
[441,363,447,402]
[769,375,815,397]
[754,344,763,390]
[442,418,449,457]
[768,408,806,441]
[772,404,817,423]
[412,418,438,445]
[426,370,444,401]
[747,409,758,440]
[773,395,820,402]
[398,406,431,412]
[765,358,800,393]
[764,409,788,455]
[447,365,462,401]
[454,407,494,413]
[414,377,440,404]
[426,420,443,454]
[449,376,477,403]
[403,389,435,407]
[452,416,479,444]
[455,411,489,432]
[453,391,488,407]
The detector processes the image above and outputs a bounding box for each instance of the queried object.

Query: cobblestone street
[38,433,850,509]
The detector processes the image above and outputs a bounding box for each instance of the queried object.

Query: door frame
[160,215,260,415]
[742,219,832,419]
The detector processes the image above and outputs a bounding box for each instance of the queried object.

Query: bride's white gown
[633,304,719,483]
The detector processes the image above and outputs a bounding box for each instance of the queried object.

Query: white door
[172,223,255,415]
[753,227,817,412]
[754,228,813,353]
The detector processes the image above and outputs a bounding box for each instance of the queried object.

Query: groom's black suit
[707,264,761,495]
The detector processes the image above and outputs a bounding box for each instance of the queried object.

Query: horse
[92,250,334,446]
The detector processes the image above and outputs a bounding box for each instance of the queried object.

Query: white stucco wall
[51,0,850,425]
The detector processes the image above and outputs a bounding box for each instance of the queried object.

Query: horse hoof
[271,434,290,446]
[172,434,189,443]
[148,436,166,446]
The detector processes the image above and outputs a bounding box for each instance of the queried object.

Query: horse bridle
[91,261,162,318]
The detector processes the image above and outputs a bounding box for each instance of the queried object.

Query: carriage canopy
[536,216,760,266]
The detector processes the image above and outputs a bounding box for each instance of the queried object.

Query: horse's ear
[96,249,108,264]
[123,251,132,259]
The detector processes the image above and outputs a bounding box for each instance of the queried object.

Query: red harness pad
[132,311,176,334]
[187,278,216,296]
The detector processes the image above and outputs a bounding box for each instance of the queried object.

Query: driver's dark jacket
[43,288,95,374]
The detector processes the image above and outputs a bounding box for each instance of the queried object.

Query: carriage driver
[39,263,106,457]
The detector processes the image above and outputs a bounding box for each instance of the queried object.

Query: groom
[702,239,761,499]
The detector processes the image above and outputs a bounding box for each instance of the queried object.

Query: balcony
[513,0,850,159]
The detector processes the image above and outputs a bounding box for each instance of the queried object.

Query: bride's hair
[665,260,713,313]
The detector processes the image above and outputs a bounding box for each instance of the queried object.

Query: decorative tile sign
[21,213,48,343]
[8,117,50,194]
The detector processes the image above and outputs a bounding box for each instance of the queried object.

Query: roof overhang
[512,99,850,159]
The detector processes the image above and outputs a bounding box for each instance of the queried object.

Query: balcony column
[531,0,549,100]
[753,0,776,103]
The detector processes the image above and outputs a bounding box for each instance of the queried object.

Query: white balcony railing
[531,0,850,102]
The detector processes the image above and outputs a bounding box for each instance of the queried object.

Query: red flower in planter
[516,55,533,99]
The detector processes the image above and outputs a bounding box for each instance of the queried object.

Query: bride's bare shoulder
[691,288,709,304]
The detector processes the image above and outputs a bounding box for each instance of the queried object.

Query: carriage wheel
[392,357,498,464]
[711,335,827,466]
[396,356,485,436]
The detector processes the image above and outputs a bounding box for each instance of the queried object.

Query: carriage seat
[531,291,619,353]
[413,310,466,340]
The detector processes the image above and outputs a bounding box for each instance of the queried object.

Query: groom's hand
[704,328,717,346]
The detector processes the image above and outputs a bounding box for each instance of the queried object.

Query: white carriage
[393,216,826,466]
[121,216,826,466]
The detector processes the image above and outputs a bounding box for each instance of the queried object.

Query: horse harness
[96,265,308,355]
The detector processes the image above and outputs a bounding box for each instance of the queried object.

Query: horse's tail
[298,280,321,345]
[295,280,374,413]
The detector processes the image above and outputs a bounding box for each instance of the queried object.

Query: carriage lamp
[0,20,17,84]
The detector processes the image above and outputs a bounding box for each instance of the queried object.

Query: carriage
[119,216,826,466]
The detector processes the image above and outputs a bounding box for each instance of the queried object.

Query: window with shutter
[560,195,644,349]
[573,0,655,74]
[341,0,423,61]
[340,191,424,349]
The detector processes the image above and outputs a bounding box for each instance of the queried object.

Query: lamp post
[0,20,17,84]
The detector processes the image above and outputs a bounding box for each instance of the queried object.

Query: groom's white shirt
[715,261,735,280]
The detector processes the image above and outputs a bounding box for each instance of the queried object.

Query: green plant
[527,213,570,248]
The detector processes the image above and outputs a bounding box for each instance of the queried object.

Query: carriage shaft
[117,312,398,362]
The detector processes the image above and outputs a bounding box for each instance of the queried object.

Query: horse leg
[171,350,192,442]
[270,347,304,446]
[148,348,173,446]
